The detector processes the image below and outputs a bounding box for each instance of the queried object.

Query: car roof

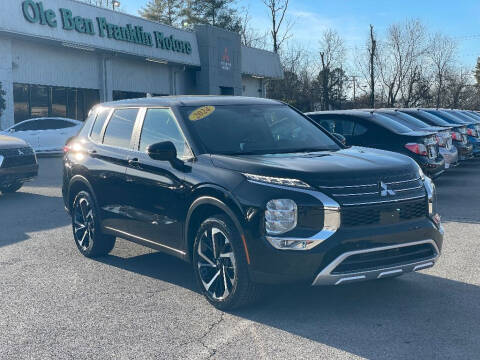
[20,117,81,123]
[100,96,283,108]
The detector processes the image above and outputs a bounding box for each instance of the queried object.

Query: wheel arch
[67,175,97,213]
[184,185,249,263]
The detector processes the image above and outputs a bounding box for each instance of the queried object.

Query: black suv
[306,110,446,178]
[62,97,443,309]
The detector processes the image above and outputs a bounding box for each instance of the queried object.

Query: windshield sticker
[189,106,215,121]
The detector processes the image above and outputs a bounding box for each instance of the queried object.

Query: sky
[118,0,480,69]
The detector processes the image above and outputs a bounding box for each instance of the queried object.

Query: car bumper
[439,147,459,169]
[467,136,480,156]
[246,217,444,285]
[0,163,39,186]
[455,142,474,160]
[414,156,445,178]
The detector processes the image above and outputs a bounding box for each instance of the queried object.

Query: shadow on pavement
[0,191,70,247]
[96,250,480,359]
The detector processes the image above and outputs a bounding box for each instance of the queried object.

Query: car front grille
[331,243,437,274]
[341,198,428,227]
[0,147,36,168]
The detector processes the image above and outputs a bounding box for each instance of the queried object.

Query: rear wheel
[193,215,264,310]
[0,182,23,193]
[72,190,115,258]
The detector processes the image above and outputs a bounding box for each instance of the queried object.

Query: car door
[124,107,191,252]
[93,107,141,231]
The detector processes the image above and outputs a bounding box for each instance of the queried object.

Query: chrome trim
[311,239,440,286]
[342,195,426,206]
[317,177,421,190]
[248,182,340,250]
[104,226,186,256]
[332,191,378,197]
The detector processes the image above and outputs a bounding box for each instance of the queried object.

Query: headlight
[265,199,297,235]
[0,155,3,167]
[243,173,311,189]
[424,176,440,225]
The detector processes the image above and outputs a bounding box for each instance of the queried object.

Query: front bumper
[311,239,440,285]
[0,163,39,186]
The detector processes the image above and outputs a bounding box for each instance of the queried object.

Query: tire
[192,214,264,310]
[0,182,23,193]
[71,190,116,258]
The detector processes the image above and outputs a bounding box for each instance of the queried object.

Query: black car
[398,109,474,161]
[62,97,443,309]
[0,135,38,193]
[306,110,446,178]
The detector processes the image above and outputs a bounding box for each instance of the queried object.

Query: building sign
[21,0,192,54]
[220,47,232,71]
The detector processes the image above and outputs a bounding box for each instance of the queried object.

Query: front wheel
[72,190,116,258]
[193,215,264,310]
[0,182,23,193]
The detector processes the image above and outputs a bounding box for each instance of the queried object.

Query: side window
[14,121,39,131]
[334,119,355,136]
[90,109,111,143]
[318,119,335,133]
[353,123,368,136]
[139,108,190,158]
[103,108,138,149]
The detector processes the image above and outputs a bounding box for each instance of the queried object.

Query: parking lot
[1,157,479,359]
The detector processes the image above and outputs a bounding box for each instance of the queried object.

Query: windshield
[180,105,340,155]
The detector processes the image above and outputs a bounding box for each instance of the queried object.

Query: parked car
[421,109,480,157]
[0,134,38,193]
[1,117,82,154]
[306,110,446,178]
[398,109,474,161]
[371,109,458,169]
[62,97,443,310]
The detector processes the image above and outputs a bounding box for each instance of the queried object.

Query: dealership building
[0,0,283,129]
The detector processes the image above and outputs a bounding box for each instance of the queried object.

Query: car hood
[211,146,420,187]
[0,134,28,149]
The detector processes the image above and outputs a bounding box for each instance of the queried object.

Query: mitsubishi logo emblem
[379,181,396,197]
[17,149,24,156]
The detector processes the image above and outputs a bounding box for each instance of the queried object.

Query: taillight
[451,131,461,141]
[405,143,428,156]
[467,128,478,137]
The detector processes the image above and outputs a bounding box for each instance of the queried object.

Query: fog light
[265,199,297,235]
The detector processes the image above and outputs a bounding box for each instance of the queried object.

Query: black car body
[0,135,38,193]
[399,109,474,161]
[62,97,443,309]
[306,110,446,178]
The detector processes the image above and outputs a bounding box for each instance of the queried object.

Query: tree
[318,29,346,110]
[239,7,267,48]
[182,0,242,32]
[429,33,456,108]
[263,0,292,53]
[0,82,6,121]
[368,25,377,108]
[139,0,184,26]
[475,58,480,86]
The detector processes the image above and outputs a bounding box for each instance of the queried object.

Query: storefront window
[13,84,29,123]
[113,91,146,100]
[13,83,100,123]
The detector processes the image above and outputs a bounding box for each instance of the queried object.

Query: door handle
[128,157,139,166]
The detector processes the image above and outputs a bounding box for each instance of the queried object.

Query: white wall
[242,75,263,98]
[0,37,14,130]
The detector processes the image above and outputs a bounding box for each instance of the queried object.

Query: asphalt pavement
[0,157,479,359]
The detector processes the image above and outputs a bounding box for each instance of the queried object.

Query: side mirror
[8,128,15,133]
[332,133,346,145]
[147,141,177,162]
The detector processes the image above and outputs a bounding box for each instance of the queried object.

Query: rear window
[371,113,413,134]
[102,108,138,148]
[380,112,432,130]
[403,111,452,127]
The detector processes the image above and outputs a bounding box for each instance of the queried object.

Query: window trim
[99,107,142,150]
[131,106,195,160]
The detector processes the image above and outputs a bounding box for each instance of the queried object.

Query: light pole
[112,0,120,11]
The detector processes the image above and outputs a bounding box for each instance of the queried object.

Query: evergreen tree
[139,0,184,26]
[182,0,242,32]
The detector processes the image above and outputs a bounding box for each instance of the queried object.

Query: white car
[1,118,82,154]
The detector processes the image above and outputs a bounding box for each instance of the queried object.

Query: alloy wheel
[197,227,237,300]
[73,196,95,251]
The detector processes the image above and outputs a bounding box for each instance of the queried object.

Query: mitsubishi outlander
[62,96,443,309]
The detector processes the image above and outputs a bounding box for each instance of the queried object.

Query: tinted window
[333,118,355,136]
[40,119,76,130]
[14,120,43,131]
[180,105,339,155]
[103,108,138,148]
[90,109,111,143]
[424,110,466,125]
[354,123,368,136]
[381,112,432,130]
[139,109,189,158]
[403,111,452,127]
[371,113,412,134]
